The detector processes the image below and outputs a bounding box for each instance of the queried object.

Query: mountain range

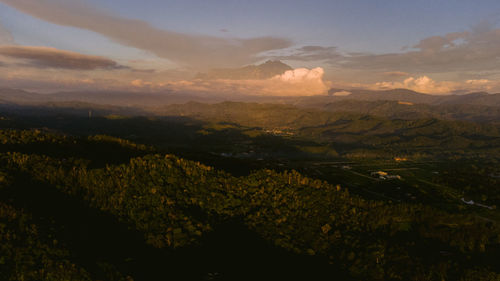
[325,88,500,106]
[2,86,500,107]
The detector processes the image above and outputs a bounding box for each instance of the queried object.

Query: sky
[1,0,500,95]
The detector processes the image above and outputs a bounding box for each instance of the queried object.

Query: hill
[297,99,500,123]
[326,88,500,106]
[1,129,499,280]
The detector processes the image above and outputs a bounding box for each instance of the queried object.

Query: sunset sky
[1,0,500,95]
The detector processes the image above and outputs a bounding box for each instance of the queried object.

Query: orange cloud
[331,90,352,96]
[130,67,329,96]
[371,76,497,94]
[0,45,125,70]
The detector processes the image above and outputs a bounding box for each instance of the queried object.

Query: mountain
[195,60,293,80]
[326,88,500,106]
[440,92,500,106]
[0,88,53,104]
[0,88,222,107]
[307,100,500,122]
[1,86,499,122]
[326,88,445,104]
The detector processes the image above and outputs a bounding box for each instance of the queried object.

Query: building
[371,171,388,179]
[371,171,401,180]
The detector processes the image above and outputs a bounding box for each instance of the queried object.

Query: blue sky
[87,0,499,51]
[0,0,500,94]
[3,0,499,55]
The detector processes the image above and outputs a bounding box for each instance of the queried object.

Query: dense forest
[1,127,500,280]
[2,0,500,279]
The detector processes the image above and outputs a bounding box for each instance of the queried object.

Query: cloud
[332,90,352,96]
[273,67,324,83]
[196,60,292,80]
[412,32,468,52]
[130,67,329,96]
[465,79,491,86]
[0,22,14,45]
[131,79,153,87]
[371,76,497,94]
[342,21,500,73]
[269,67,329,95]
[267,45,342,64]
[256,21,497,86]
[0,0,291,68]
[0,45,125,70]
[0,67,109,92]
[382,71,410,77]
[374,76,455,94]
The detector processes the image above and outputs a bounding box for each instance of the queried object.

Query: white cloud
[371,76,497,94]
[130,67,329,96]
[465,79,491,86]
[131,79,152,87]
[273,67,324,82]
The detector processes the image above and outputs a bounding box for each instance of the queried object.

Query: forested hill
[158,101,500,129]
[1,129,500,280]
[297,99,500,123]
[2,100,500,162]
[324,89,500,107]
[158,101,500,160]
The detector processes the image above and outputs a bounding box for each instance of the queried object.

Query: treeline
[0,129,153,167]
[1,136,500,279]
[0,129,151,151]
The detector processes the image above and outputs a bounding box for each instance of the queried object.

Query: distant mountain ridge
[325,88,500,106]
[1,87,500,124]
[195,60,293,80]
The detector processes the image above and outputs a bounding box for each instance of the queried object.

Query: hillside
[326,88,500,106]
[1,129,499,280]
[297,100,500,123]
[158,102,500,158]
[2,101,499,161]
